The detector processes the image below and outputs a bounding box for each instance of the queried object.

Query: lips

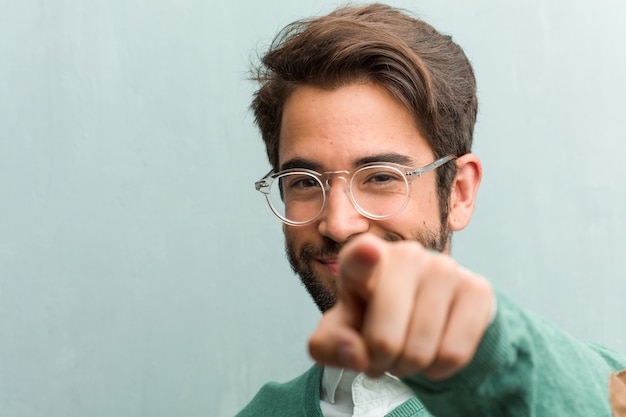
[316,258,340,276]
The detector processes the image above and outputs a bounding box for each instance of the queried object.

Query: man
[238,3,626,416]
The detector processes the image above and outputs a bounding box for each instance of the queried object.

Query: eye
[354,167,406,194]
[363,170,403,184]
[367,173,397,183]
[283,174,321,191]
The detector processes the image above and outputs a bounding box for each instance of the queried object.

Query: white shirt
[320,367,415,417]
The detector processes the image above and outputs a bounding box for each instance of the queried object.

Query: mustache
[300,232,402,259]
[300,237,344,259]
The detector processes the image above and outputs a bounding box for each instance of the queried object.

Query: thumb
[308,302,370,371]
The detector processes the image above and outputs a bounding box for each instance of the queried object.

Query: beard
[285,223,450,313]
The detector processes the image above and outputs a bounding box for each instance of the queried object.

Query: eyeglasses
[254,155,456,226]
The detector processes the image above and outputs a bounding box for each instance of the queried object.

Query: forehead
[278,83,433,170]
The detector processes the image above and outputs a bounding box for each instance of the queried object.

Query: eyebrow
[279,158,322,172]
[354,153,414,167]
[280,153,416,172]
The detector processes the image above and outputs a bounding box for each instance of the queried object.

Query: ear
[447,153,482,232]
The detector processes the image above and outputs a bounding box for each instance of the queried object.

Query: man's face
[279,83,450,312]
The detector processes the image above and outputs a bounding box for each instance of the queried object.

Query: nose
[317,178,369,243]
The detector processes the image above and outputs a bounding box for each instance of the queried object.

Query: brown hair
[251,3,477,222]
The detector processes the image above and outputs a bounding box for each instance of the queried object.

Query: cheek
[410,180,441,218]
[283,223,317,247]
[387,191,441,231]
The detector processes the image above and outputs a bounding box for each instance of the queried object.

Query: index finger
[338,234,383,300]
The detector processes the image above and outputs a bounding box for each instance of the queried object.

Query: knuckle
[397,240,426,258]
[474,275,494,296]
[390,242,428,273]
[366,332,401,357]
[402,341,436,368]
[438,342,473,369]
[436,255,459,275]
[396,241,422,257]
[422,250,457,276]
[462,271,493,299]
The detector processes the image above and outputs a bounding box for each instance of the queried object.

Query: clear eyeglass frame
[254,154,456,226]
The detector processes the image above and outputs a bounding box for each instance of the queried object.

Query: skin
[278,82,493,381]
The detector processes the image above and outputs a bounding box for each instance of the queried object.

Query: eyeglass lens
[266,165,409,224]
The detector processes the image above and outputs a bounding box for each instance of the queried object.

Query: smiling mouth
[316,258,340,277]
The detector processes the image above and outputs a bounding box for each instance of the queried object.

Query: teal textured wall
[1,1,625,416]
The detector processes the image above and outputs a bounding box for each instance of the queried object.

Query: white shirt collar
[321,366,345,404]
[323,367,370,404]
[321,366,415,417]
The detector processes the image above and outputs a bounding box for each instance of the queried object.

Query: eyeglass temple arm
[406,155,456,177]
